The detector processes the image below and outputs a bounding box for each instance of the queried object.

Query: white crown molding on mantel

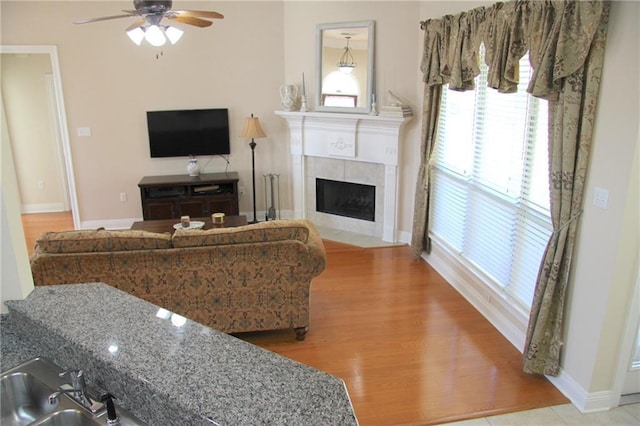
[275,110,413,243]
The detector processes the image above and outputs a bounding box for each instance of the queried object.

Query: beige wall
[560,0,640,395]
[1,0,639,408]
[1,1,285,224]
[2,53,66,212]
[1,90,35,314]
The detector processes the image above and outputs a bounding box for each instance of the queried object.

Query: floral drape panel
[413,1,610,375]
[410,85,441,254]
[523,4,610,374]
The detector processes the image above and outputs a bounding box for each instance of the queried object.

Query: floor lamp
[240,114,267,224]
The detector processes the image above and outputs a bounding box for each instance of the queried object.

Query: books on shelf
[379,105,413,118]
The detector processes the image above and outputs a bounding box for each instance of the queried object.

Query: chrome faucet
[48,369,94,408]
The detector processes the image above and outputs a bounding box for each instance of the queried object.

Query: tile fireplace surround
[276,111,412,242]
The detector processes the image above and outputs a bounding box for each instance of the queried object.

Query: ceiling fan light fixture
[74,1,224,49]
[165,26,183,44]
[126,27,145,45]
[145,24,166,46]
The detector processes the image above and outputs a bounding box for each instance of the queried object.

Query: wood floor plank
[21,211,74,255]
[20,213,568,425]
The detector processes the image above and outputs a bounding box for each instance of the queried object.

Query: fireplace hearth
[316,178,375,222]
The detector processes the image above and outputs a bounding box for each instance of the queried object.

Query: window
[429,46,552,311]
[322,94,357,107]
[321,71,360,107]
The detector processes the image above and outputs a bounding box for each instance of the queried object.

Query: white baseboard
[21,203,65,214]
[81,218,141,230]
[423,239,529,352]
[547,370,615,413]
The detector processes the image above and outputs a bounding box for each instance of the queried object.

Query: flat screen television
[147,108,230,158]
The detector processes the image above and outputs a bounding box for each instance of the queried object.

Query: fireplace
[276,110,412,242]
[316,178,375,222]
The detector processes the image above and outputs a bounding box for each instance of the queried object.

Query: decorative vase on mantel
[280,85,298,111]
[187,157,200,177]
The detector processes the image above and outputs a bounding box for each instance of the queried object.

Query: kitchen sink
[1,358,145,426]
[1,372,59,425]
[31,409,98,426]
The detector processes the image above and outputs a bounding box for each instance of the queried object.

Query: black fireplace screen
[316,178,375,222]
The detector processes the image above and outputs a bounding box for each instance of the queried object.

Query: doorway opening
[1,45,79,229]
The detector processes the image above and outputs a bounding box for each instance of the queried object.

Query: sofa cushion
[172,219,310,248]
[36,230,172,254]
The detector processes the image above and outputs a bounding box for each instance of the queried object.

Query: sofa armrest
[303,220,327,276]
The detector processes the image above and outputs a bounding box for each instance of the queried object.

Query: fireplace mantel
[276,110,412,242]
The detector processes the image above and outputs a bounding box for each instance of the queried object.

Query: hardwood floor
[21,211,74,255]
[239,240,568,425]
[20,212,568,425]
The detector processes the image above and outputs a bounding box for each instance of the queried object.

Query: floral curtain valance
[420,1,607,100]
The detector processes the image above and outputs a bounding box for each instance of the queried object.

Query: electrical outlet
[119,192,127,202]
[77,127,92,137]
[593,187,609,209]
[238,186,245,196]
[37,180,45,190]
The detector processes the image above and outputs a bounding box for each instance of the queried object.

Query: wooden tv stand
[138,172,239,220]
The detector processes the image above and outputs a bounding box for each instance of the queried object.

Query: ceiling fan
[74,0,223,47]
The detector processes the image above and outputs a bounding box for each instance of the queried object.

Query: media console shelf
[138,172,239,220]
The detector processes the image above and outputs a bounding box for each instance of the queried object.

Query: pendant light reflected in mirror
[337,35,356,74]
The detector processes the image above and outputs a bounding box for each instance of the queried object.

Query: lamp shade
[240,115,267,139]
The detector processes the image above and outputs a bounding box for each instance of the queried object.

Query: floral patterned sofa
[29,219,326,340]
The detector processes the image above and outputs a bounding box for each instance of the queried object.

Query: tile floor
[444,402,640,425]
[315,226,405,248]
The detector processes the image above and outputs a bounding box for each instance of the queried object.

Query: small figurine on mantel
[379,90,414,117]
[280,84,298,111]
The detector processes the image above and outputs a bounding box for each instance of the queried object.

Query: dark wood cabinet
[138,172,240,220]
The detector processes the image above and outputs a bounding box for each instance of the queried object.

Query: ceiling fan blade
[125,18,146,32]
[74,13,135,24]
[167,15,213,28]
[172,10,224,20]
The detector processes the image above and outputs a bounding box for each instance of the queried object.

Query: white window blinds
[430,46,552,311]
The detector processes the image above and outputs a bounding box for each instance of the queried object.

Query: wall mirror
[316,20,375,114]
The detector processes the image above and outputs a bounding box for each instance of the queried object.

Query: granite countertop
[2,283,357,425]
[0,314,42,371]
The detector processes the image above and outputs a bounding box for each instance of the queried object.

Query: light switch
[77,127,92,137]
[593,187,609,209]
